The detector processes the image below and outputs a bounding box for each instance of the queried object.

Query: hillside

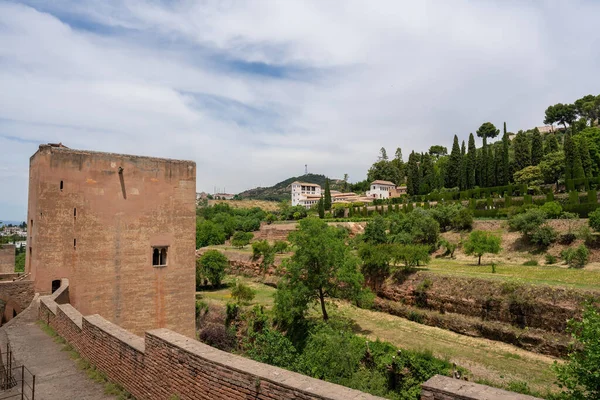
[238,173,344,201]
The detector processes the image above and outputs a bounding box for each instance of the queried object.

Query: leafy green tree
[196,220,226,248]
[324,178,332,211]
[539,151,565,185]
[545,103,577,130]
[513,165,543,186]
[572,141,585,180]
[274,218,364,322]
[358,243,391,291]
[419,152,436,194]
[388,209,439,245]
[318,196,325,219]
[390,244,431,268]
[564,133,576,180]
[589,209,600,232]
[531,128,544,165]
[479,139,488,187]
[574,94,600,126]
[197,250,228,287]
[486,144,496,187]
[540,201,562,218]
[272,240,289,254]
[476,122,500,141]
[545,133,560,154]
[463,230,501,265]
[391,148,405,184]
[446,135,461,188]
[429,145,448,158]
[530,225,558,247]
[231,231,253,248]
[379,147,388,160]
[513,131,531,171]
[553,302,600,399]
[467,133,477,188]
[247,327,297,369]
[363,214,388,244]
[576,136,594,178]
[561,245,590,269]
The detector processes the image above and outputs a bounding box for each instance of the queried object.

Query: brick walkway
[1,300,114,400]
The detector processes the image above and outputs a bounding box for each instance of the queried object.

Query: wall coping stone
[147,328,382,400]
[422,375,543,400]
[57,304,82,328]
[84,315,145,353]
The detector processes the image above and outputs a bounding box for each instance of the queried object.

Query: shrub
[561,245,589,268]
[199,323,236,351]
[545,254,557,265]
[540,201,562,218]
[196,220,226,248]
[589,208,600,232]
[530,225,558,247]
[246,328,297,369]
[195,300,209,320]
[523,259,538,266]
[197,250,228,288]
[558,232,577,245]
[231,231,253,248]
[508,208,547,237]
[452,207,474,230]
[272,240,289,254]
[231,281,256,305]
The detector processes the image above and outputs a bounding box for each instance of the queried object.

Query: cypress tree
[475,148,484,187]
[545,133,559,155]
[324,178,332,211]
[486,143,495,187]
[406,151,420,196]
[563,133,575,180]
[480,138,488,187]
[513,131,531,172]
[420,152,435,194]
[446,135,462,189]
[460,141,468,191]
[318,196,325,219]
[501,126,510,185]
[572,140,585,180]
[531,128,543,165]
[578,137,594,178]
[467,133,476,189]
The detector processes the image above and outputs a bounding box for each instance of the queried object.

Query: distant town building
[213,193,235,200]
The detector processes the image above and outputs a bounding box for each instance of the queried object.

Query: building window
[60,180,64,191]
[74,238,76,250]
[152,246,168,267]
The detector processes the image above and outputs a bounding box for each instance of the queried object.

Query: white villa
[366,180,407,199]
[291,181,373,208]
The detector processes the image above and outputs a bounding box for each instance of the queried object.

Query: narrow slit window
[74,208,77,218]
[152,246,168,267]
[74,238,77,249]
[60,180,64,191]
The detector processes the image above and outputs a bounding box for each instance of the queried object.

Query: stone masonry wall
[38,293,383,400]
[0,244,15,274]
[0,280,34,323]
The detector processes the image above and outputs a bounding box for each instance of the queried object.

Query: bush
[246,328,297,369]
[196,220,226,248]
[231,231,253,248]
[197,250,228,287]
[452,207,474,230]
[530,225,558,247]
[508,208,547,237]
[540,201,562,218]
[561,245,589,268]
[523,259,538,266]
[589,208,600,232]
[545,254,557,265]
[272,240,289,254]
[558,233,577,245]
[231,281,256,304]
[198,323,236,351]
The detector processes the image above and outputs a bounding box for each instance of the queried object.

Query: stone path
[1,301,114,400]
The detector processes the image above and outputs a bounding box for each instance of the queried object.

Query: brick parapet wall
[38,291,383,400]
[0,244,15,274]
[421,375,542,400]
[0,280,35,318]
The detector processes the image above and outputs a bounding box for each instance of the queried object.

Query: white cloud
[1,0,599,220]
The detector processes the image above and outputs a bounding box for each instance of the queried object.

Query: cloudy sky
[1,1,599,221]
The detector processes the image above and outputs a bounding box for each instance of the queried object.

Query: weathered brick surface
[421,375,542,400]
[27,145,196,337]
[0,244,15,274]
[0,280,34,323]
[39,294,384,400]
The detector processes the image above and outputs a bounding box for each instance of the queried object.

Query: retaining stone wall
[421,375,541,399]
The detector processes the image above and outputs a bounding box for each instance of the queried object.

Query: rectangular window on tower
[152,246,168,267]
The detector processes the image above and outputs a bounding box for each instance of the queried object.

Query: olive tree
[463,230,501,265]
